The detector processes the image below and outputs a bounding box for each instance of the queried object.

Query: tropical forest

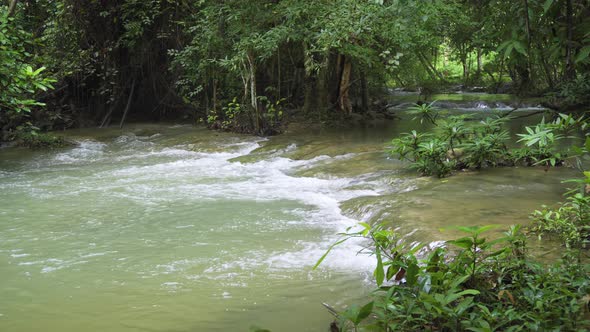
[1,0,590,331]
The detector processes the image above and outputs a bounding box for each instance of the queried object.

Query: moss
[16,132,72,149]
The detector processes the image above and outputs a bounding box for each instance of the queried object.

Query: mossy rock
[16,132,73,149]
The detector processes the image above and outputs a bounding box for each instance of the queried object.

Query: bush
[391,109,588,177]
[0,12,55,140]
[546,74,590,109]
[390,111,512,177]
[16,128,68,149]
[317,224,590,331]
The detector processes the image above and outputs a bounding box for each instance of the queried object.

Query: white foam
[2,133,393,279]
[53,140,107,164]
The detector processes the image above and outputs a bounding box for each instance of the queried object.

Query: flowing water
[0,100,579,331]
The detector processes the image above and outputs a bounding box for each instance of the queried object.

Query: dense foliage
[0,9,55,141]
[318,224,590,331]
[320,105,590,332]
[1,0,589,138]
[391,106,588,177]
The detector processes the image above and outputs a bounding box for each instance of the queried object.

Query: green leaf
[446,225,499,236]
[513,41,527,56]
[448,237,473,249]
[406,261,419,286]
[445,289,478,304]
[313,237,351,270]
[575,46,590,64]
[543,0,554,13]
[32,66,46,76]
[504,44,514,58]
[355,301,374,324]
[375,247,385,286]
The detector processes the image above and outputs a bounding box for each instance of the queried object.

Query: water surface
[0,110,576,331]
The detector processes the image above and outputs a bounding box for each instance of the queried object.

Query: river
[0,97,578,331]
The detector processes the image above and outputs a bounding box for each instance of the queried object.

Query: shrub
[16,130,68,149]
[0,12,55,140]
[317,224,590,331]
[391,112,588,177]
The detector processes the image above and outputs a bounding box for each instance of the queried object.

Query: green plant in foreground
[529,136,590,249]
[407,101,439,125]
[316,224,590,331]
[531,168,590,250]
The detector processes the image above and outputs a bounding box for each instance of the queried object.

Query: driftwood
[511,110,550,119]
[322,303,341,332]
[499,107,520,119]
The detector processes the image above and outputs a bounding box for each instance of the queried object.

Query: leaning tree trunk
[564,0,575,80]
[246,51,260,133]
[360,70,369,113]
[8,0,18,16]
[316,54,330,118]
[212,78,218,114]
[303,74,315,115]
[462,57,469,83]
[337,55,353,115]
[476,48,482,79]
[302,42,315,115]
[119,78,136,129]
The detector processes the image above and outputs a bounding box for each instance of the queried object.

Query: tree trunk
[317,55,329,116]
[418,52,446,82]
[119,78,137,129]
[538,44,555,88]
[360,70,369,113]
[522,0,535,84]
[418,54,437,81]
[8,0,18,16]
[246,51,259,132]
[516,64,532,94]
[564,0,575,79]
[337,55,352,115]
[277,48,281,99]
[462,59,469,82]
[303,74,315,115]
[523,0,532,50]
[331,53,344,107]
[302,42,314,115]
[212,79,218,114]
[476,48,482,79]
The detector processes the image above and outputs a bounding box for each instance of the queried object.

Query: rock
[468,86,486,93]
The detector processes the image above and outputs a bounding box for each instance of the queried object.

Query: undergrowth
[316,224,590,332]
[390,103,588,177]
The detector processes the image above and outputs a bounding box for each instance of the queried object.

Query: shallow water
[0,111,578,331]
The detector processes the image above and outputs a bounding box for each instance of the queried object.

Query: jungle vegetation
[1,0,590,139]
[2,1,590,330]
